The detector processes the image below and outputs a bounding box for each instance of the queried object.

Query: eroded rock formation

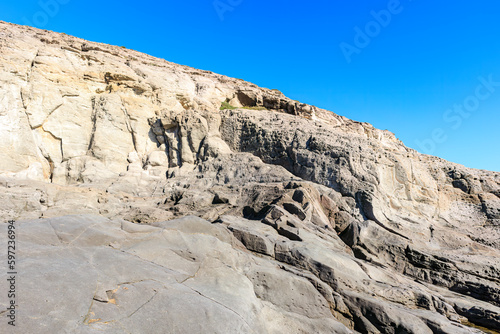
[1,21,499,333]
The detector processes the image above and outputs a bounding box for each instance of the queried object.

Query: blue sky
[2,0,499,171]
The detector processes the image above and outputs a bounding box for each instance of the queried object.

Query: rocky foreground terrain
[0,21,499,333]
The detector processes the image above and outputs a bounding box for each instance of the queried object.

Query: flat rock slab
[0,215,352,334]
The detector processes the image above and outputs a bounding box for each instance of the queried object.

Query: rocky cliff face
[1,21,499,334]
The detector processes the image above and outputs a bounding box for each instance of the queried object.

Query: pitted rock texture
[0,21,500,334]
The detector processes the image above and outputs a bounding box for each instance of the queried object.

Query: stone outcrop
[0,21,499,333]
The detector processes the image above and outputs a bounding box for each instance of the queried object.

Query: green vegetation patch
[220,102,268,111]
[220,101,237,110]
[242,106,267,110]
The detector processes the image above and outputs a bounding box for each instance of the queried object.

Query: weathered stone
[0,21,499,334]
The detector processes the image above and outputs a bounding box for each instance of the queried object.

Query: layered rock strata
[1,21,499,333]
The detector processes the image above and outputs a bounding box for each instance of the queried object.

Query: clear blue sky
[2,0,499,171]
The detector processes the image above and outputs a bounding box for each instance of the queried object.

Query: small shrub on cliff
[220,101,237,110]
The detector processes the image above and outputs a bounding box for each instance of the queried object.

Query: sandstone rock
[0,21,499,333]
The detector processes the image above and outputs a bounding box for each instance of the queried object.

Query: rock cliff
[0,21,499,333]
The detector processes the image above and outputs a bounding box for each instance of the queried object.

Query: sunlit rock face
[1,21,499,334]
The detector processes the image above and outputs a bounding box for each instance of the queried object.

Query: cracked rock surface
[0,21,499,333]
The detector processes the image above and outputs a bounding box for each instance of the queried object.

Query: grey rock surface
[0,21,499,333]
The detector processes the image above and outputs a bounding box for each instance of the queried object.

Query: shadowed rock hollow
[0,21,499,334]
